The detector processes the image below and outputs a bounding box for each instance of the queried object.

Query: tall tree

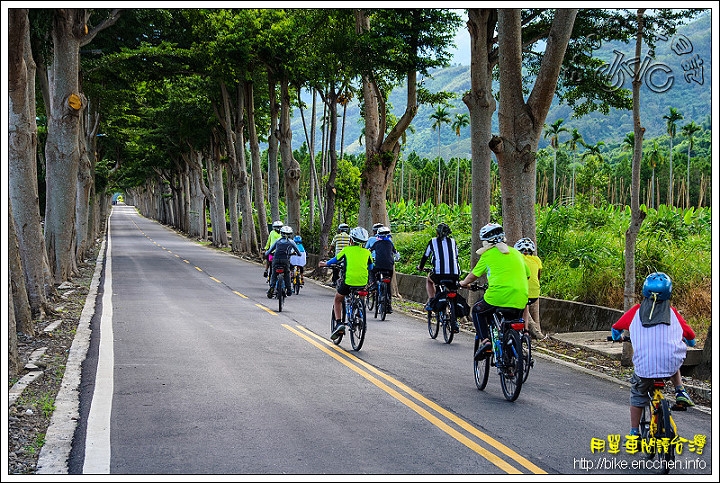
[9,8,55,317]
[42,8,121,283]
[564,128,584,205]
[451,112,470,204]
[647,140,663,209]
[662,107,683,206]
[543,118,568,203]
[353,8,462,230]
[622,9,648,365]
[680,121,701,209]
[490,8,577,246]
[429,105,451,204]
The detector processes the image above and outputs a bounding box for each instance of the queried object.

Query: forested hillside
[298,11,711,161]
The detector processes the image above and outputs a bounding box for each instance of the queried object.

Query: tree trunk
[355,9,418,231]
[492,9,576,245]
[9,205,35,339]
[267,73,281,227]
[622,9,649,366]
[247,80,267,254]
[8,7,54,317]
[44,9,87,283]
[463,9,497,300]
[318,86,340,263]
[279,78,302,232]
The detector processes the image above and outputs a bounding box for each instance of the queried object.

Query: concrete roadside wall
[307,256,625,333]
[395,272,624,333]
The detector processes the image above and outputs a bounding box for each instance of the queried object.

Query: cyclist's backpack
[454,292,471,319]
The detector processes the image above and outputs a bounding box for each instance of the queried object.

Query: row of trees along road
[8,8,706,375]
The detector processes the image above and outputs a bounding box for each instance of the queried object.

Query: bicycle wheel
[330,306,343,345]
[656,399,676,474]
[639,405,655,459]
[499,329,524,401]
[277,280,285,312]
[378,282,388,321]
[349,298,367,351]
[442,303,455,344]
[293,270,301,294]
[474,338,490,390]
[521,332,533,383]
[367,286,376,312]
[427,306,439,339]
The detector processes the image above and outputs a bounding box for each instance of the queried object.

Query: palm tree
[430,105,451,204]
[647,140,663,209]
[681,121,702,208]
[451,113,469,204]
[543,118,568,203]
[580,141,605,204]
[564,128,584,205]
[662,107,683,206]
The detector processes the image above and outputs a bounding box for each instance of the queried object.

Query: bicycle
[608,335,685,474]
[271,266,287,312]
[424,269,461,344]
[470,284,524,401]
[291,265,304,295]
[366,271,392,321]
[330,286,368,351]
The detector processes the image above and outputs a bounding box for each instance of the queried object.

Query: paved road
[38,205,714,476]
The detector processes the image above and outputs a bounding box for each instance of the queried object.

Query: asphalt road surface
[50,205,714,477]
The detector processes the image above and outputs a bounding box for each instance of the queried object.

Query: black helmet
[436,223,451,238]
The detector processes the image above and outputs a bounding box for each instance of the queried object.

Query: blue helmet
[294,235,302,243]
[642,272,672,301]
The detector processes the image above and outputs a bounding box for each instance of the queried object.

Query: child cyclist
[610,272,696,437]
[513,237,544,339]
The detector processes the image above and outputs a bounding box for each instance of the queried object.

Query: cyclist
[365,222,385,250]
[416,223,461,318]
[319,227,373,341]
[610,272,696,437]
[263,220,283,278]
[328,223,351,287]
[369,226,400,314]
[514,237,545,339]
[265,226,300,299]
[289,235,307,286]
[458,223,529,360]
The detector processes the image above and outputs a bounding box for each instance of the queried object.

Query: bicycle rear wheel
[330,306,343,345]
[349,298,367,351]
[293,270,301,294]
[428,307,439,339]
[499,329,523,401]
[656,399,676,474]
[277,280,285,312]
[442,304,455,344]
[367,286,376,312]
[521,332,533,383]
[378,282,388,321]
[474,338,490,390]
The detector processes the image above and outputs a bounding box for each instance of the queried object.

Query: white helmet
[479,223,505,244]
[349,226,369,244]
[514,237,535,254]
[272,220,283,231]
[280,225,293,238]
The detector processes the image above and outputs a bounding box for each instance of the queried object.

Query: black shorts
[337,281,365,296]
[429,273,459,285]
[527,297,538,306]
